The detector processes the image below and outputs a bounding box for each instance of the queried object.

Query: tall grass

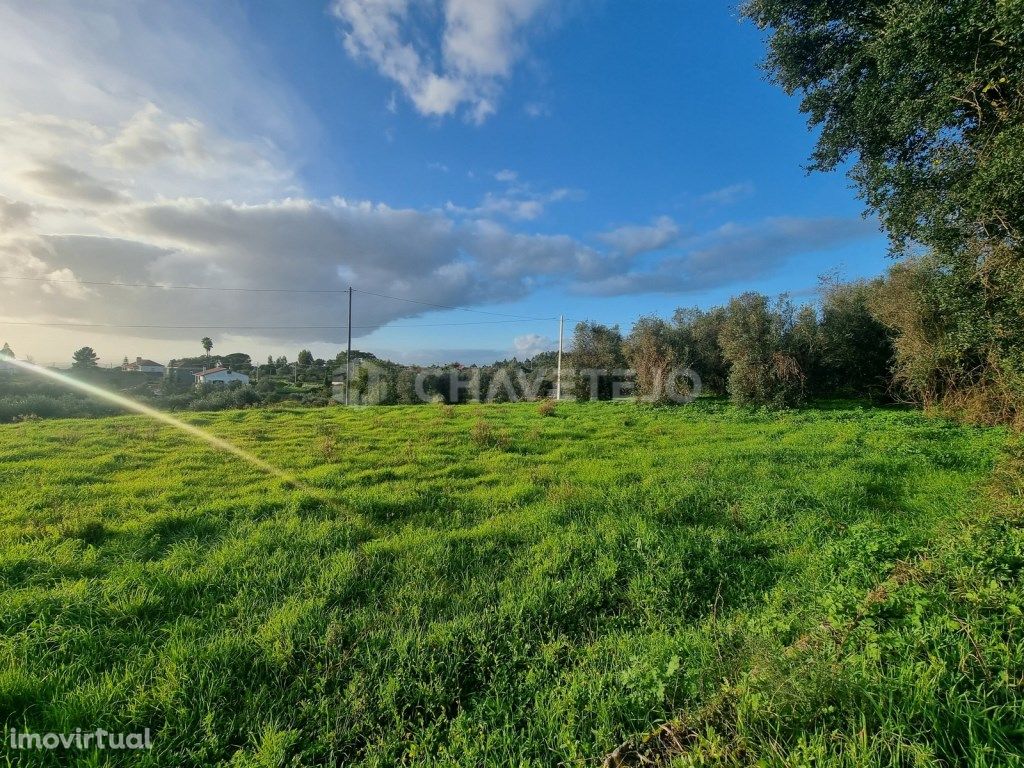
[0,401,1019,766]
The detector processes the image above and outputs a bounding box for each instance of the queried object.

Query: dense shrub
[569,322,626,401]
[623,317,678,403]
[818,277,894,399]
[719,293,806,408]
[673,307,729,396]
[870,250,1024,423]
[0,393,120,423]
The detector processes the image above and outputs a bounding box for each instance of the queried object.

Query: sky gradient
[0,0,889,366]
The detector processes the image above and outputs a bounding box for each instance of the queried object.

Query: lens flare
[5,357,299,486]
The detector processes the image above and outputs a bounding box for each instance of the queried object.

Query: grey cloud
[3,197,590,344]
[21,162,126,205]
[0,196,33,230]
[3,201,881,354]
[576,216,879,297]
[597,215,680,257]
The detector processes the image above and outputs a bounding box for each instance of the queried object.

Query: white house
[194,366,250,386]
[123,356,166,375]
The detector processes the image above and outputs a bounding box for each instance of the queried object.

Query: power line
[0,319,552,331]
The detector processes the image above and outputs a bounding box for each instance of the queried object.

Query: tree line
[569,276,893,409]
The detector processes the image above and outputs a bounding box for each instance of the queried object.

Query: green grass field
[1,401,1023,766]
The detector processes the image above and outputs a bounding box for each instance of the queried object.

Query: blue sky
[0,1,888,365]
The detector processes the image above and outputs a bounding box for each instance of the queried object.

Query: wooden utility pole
[345,286,353,406]
[556,314,564,400]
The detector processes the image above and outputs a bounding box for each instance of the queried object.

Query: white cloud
[597,216,680,257]
[700,181,756,206]
[0,1,310,148]
[523,101,550,118]
[331,0,557,123]
[446,177,579,221]
[513,332,554,357]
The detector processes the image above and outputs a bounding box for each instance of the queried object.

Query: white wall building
[194,366,250,386]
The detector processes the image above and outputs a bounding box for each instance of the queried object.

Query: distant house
[194,366,250,386]
[122,356,166,375]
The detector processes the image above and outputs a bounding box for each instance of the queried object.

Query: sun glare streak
[5,357,300,486]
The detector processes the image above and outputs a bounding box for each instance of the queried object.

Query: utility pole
[345,286,353,406]
[556,314,564,400]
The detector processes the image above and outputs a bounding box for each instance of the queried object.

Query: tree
[744,0,1024,421]
[818,277,893,399]
[570,322,626,400]
[673,307,729,396]
[0,342,13,359]
[789,305,823,396]
[71,347,99,370]
[297,349,314,367]
[220,353,252,371]
[719,293,806,408]
[743,0,1024,256]
[201,337,213,359]
[623,317,678,403]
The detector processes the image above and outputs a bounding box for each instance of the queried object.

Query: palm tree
[201,337,213,362]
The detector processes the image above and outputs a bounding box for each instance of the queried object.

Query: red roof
[195,367,229,376]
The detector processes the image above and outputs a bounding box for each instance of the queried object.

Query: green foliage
[818,277,894,399]
[570,321,626,401]
[623,316,678,403]
[673,307,729,396]
[871,252,1024,423]
[719,292,806,408]
[744,0,1024,424]
[743,0,1024,256]
[70,346,99,369]
[0,403,1017,766]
